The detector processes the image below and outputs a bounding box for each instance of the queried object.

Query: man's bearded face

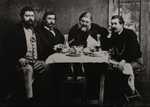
[79,17,91,32]
[23,11,35,28]
[45,14,56,29]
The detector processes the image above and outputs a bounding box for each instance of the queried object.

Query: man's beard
[23,19,35,29]
[80,25,89,32]
[46,23,56,30]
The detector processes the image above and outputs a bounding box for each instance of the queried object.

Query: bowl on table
[65,46,82,57]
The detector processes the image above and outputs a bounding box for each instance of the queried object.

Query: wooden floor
[0,93,149,106]
[0,80,150,106]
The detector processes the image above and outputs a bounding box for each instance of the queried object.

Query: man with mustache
[68,12,109,103]
[37,11,65,105]
[104,15,142,106]
[4,6,48,105]
[37,11,64,59]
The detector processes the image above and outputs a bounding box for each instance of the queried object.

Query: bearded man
[68,12,109,102]
[4,6,48,105]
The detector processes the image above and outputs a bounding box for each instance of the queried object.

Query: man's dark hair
[79,11,92,21]
[20,6,34,19]
[111,15,125,25]
[42,11,56,21]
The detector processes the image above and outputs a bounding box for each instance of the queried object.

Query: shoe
[66,76,73,80]
[77,76,85,80]
[87,99,99,105]
[124,89,141,102]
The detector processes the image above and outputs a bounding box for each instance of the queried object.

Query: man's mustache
[46,23,56,29]
[27,19,34,24]
[111,27,116,31]
[81,25,87,28]
[49,23,55,26]
[29,20,33,22]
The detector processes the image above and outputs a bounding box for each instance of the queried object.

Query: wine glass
[95,34,101,51]
[64,34,69,48]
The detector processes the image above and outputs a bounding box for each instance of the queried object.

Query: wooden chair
[98,58,145,106]
[98,74,105,105]
[62,63,87,105]
[124,61,145,103]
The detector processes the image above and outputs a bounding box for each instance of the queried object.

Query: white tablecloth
[45,53,109,64]
[45,52,109,104]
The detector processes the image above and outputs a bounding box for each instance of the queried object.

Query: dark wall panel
[141,0,150,80]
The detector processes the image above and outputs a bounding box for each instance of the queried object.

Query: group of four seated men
[4,6,142,106]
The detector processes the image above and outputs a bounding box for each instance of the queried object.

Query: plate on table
[83,52,95,57]
[84,51,106,57]
[65,53,81,57]
[61,48,70,54]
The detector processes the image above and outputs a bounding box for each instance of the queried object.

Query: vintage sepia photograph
[0,0,149,106]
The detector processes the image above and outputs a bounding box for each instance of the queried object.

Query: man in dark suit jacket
[37,11,65,60]
[104,15,142,106]
[4,6,48,105]
[36,11,66,105]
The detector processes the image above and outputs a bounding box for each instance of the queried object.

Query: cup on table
[74,46,84,54]
[64,34,69,48]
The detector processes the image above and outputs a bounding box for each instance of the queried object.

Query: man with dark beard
[4,6,47,105]
[68,12,109,49]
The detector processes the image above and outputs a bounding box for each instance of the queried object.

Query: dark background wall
[0,0,108,34]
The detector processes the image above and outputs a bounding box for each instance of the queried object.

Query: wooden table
[45,52,109,105]
[45,52,109,64]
